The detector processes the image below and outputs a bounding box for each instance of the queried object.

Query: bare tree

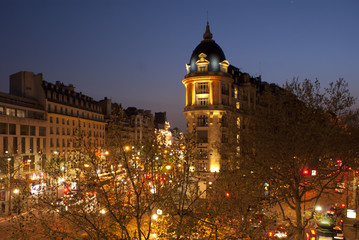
[240,78,359,238]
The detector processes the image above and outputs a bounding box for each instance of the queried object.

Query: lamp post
[7,157,12,215]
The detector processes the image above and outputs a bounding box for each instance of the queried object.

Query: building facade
[0,71,107,213]
[183,22,264,177]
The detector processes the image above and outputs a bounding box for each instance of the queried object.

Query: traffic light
[302,169,310,176]
[63,186,70,194]
[225,191,231,198]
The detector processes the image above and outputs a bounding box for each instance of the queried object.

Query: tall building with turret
[183,22,264,178]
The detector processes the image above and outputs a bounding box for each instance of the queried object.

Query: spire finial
[203,21,213,40]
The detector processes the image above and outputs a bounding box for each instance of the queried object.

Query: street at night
[1,0,359,239]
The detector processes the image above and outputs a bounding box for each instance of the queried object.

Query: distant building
[154,112,173,146]
[104,103,155,146]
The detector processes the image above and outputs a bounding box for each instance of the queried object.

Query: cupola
[187,22,228,74]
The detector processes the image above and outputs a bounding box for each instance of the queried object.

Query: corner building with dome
[183,22,270,179]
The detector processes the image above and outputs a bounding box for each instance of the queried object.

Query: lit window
[198,98,208,106]
[17,110,25,118]
[197,83,209,94]
[237,117,241,128]
[236,102,240,109]
[234,88,238,99]
[6,108,16,117]
[196,53,209,72]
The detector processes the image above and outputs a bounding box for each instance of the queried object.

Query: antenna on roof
[206,10,209,22]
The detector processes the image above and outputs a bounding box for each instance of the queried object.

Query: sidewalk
[343,217,359,240]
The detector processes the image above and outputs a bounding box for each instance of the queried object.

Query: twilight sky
[0,0,358,131]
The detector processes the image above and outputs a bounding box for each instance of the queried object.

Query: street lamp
[315,206,322,211]
[7,157,11,215]
[27,159,31,172]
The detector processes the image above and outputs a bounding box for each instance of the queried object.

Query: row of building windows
[196,129,229,144]
[196,115,230,127]
[0,123,46,136]
[49,138,103,148]
[47,103,104,121]
[2,135,104,155]
[0,106,45,120]
[49,116,105,130]
[49,127,104,138]
[45,88,101,112]
[2,136,46,154]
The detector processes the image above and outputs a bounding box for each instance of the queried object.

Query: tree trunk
[351,171,357,209]
[295,196,304,238]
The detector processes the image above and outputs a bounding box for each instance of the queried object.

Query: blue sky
[0,0,358,131]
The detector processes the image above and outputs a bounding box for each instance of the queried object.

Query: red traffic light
[302,169,310,176]
[63,186,70,194]
[225,192,231,198]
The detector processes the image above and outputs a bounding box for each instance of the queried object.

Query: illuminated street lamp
[165,165,172,170]
[152,214,158,220]
[315,206,322,211]
[13,188,20,194]
[7,157,12,215]
[27,159,31,172]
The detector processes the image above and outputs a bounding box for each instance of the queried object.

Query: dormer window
[196,53,209,72]
[186,64,191,74]
[219,60,229,72]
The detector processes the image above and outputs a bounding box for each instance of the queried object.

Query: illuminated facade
[103,103,155,146]
[155,112,175,146]
[183,22,263,176]
[0,71,107,213]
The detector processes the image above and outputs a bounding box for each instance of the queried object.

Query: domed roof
[189,22,226,73]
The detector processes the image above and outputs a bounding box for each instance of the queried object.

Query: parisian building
[183,22,265,179]
[102,102,155,146]
[0,71,107,213]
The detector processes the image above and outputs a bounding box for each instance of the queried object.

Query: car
[333,226,345,240]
